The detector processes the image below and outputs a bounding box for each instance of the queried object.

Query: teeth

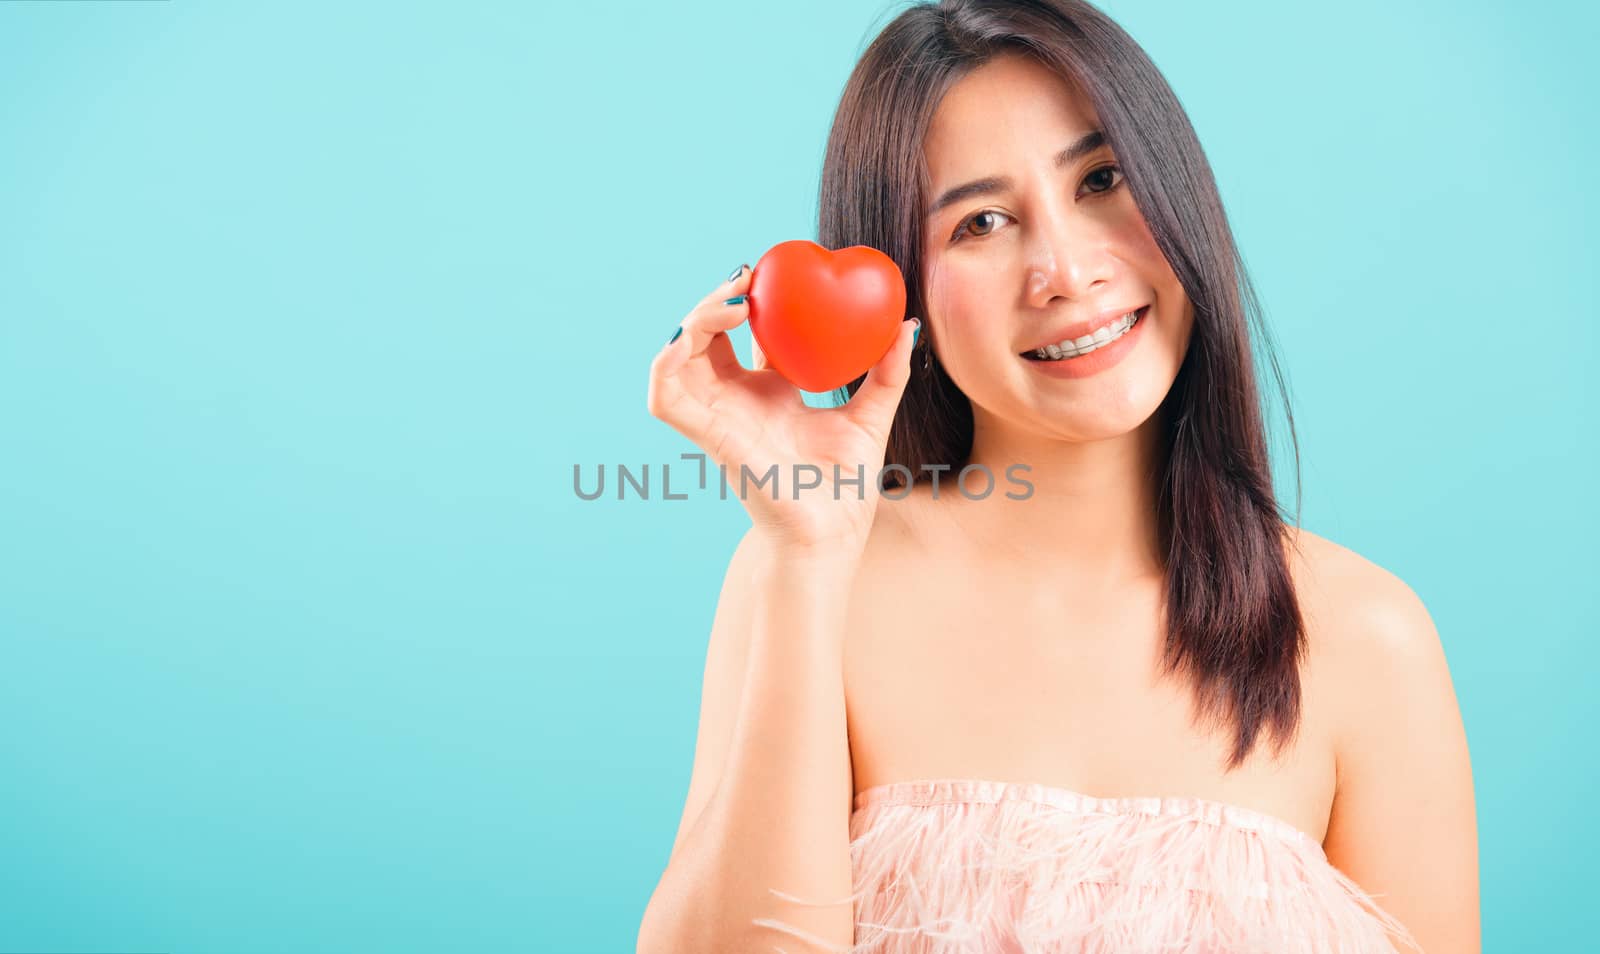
[1029,310,1140,361]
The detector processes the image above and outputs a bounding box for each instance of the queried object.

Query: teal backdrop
[0,0,1593,950]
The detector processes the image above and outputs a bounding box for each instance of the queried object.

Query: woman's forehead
[924,56,1100,170]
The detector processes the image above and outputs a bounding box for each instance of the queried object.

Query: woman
[637,1,1479,952]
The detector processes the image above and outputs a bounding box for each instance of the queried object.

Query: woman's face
[920,53,1194,442]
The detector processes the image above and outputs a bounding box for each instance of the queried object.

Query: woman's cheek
[934,259,987,323]
[922,264,963,336]
[1123,209,1173,275]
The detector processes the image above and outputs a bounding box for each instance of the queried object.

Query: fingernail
[668,326,682,344]
[723,295,746,306]
[727,263,747,282]
[912,324,921,348]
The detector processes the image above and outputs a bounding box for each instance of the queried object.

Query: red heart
[746,240,907,392]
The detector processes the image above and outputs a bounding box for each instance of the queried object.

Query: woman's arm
[1323,563,1480,953]
[637,529,859,954]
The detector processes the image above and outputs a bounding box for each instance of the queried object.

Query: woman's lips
[1019,304,1149,357]
[1019,304,1150,378]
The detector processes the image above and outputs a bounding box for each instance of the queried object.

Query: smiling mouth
[1020,305,1148,361]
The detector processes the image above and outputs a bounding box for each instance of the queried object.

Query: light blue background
[0,0,1592,950]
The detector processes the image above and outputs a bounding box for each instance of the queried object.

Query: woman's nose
[1024,210,1114,307]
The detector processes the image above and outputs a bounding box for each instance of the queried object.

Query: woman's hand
[647,264,919,555]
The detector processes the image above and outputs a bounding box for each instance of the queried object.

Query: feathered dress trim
[752,778,1417,954]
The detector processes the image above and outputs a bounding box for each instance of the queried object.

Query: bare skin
[844,487,1338,843]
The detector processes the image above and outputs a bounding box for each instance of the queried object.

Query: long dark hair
[820,0,1306,771]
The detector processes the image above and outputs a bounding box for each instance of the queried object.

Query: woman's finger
[749,331,769,371]
[693,262,752,310]
[646,345,714,444]
[843,317,918,432]
[659,291,751,379]
[645,263,765,448]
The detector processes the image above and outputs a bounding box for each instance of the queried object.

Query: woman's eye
[1081,163,1124,195]
[954,210,1013,242]
[949,164,1125,244]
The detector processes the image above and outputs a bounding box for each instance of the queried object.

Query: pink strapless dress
[753,778,1417,954]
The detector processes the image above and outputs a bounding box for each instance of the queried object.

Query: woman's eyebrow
[925,128,1107,220]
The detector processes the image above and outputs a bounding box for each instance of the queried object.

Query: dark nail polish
[723,295,746,306]
[669,327,682,344]
[727,264,746,282]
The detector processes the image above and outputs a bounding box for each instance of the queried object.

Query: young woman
[638,1,1478,952]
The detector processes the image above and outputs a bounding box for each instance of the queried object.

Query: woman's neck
[956,408,1166,588]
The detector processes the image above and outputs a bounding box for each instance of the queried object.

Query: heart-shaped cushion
[747,239,907,392]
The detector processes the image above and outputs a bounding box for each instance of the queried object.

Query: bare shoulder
[1286,527,1480,950]
[1284,526,1442,667]
[1283,526,1464,789]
